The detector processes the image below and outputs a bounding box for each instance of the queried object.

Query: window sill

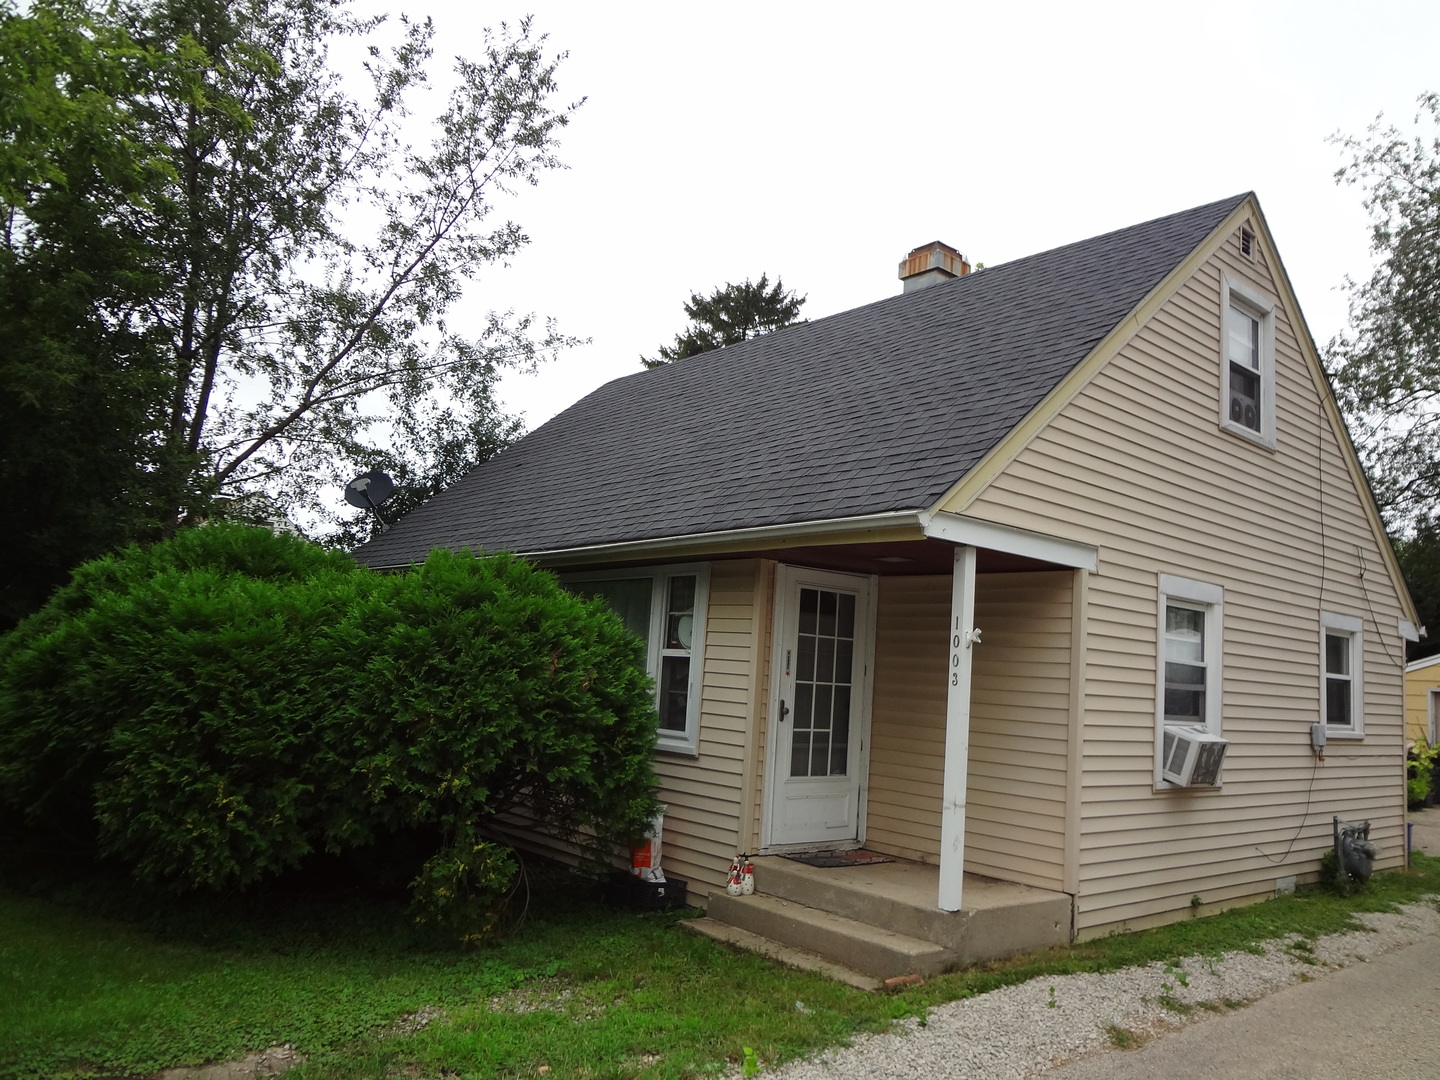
[1153,779,1225,793]
[1219,419,1276,450]
[655,739,700,758]
[1324,727,1364,741]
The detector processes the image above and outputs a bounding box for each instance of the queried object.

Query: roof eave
[360,508,1102,573]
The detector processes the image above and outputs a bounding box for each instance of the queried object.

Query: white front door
[764,565,875,848]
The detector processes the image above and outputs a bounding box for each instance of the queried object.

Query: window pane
[812,685,833,734]
[1165,606,1204,662]
[657,655,689,731]
[570,578,652,642]
[1165,660,1205,686]
[810,728,831,777]
[830,686,851,775]
[815,637,835,684]
[1229,364,1260,431]
[1228,304,1259,370]
[664,576,696,649]
[1165,687,1205,724]
[1326,676,1352,727]
[834,638,854,686]
[1165,655,1205,724]
[818,591,837,637]
[799,588,818,635]
[793,683,813,727]
[837,593,856,638]
[790,727,811,778]
[1166,605,1203,634]
[1325,632,1350,676]
[796,633,815,682]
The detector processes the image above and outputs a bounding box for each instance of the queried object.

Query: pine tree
[642,273,805,368]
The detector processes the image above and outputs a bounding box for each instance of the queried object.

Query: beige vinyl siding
[952,221,1409,936]
[966,571,1073,890]
[865,572,1073,891]
[867,576,949,861]
[1404,660,1440,745]
[654,559,763,903]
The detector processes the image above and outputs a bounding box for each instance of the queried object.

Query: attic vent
[1240,228,1255,259]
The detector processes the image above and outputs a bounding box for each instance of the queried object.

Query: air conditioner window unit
[1162,725,1228,786]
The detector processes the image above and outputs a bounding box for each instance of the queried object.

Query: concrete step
[679,918,882,991]
[746,857,972,948]
[705,891,953,980]
[748,857,1072,965]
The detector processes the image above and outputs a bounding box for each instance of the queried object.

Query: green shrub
[0,526,658,936]
[1408,741,1439,809]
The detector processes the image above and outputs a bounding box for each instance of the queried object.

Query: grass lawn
[3,855,1437,1080]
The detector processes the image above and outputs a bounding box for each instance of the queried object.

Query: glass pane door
[789,586,857,778]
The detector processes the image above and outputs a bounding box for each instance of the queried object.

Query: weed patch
[1105,1024,1144,1050]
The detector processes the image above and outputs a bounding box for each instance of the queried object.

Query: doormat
[781,849,895,869]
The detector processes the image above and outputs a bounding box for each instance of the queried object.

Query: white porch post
[940,544,977,911]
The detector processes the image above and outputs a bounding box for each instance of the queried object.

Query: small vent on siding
[1240,228,1255,259]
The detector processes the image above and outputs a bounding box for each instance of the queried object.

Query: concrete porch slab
[697,855,1074,985]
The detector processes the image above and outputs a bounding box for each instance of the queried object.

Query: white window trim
[1156,573,1224,789]
[1219,273,1277,448]
[1428,689,1440,745]
[1320,611,1364,739]
[563,563,710,755]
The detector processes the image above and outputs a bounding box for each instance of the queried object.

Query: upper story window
[566,564,709,753]
[1220,274,1276,448]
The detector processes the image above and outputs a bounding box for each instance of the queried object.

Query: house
[354,193,1418,978]
[1405,654,1440,747]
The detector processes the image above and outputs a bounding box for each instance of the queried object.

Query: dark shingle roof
[354,195,1248,567]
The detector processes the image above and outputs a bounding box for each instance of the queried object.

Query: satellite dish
[344,470,395,534]
[344,470,394,510]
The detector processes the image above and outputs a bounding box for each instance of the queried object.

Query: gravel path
[768,898,1440,1080]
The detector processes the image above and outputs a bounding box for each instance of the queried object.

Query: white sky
[377,0,1440,433]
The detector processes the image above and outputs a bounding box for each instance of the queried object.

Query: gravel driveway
[767,898,1440,1080]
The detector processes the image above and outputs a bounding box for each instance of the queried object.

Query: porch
[684,854,1072,990]
[746,515,1095,913]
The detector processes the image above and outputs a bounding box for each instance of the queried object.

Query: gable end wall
[954,222,1407,935]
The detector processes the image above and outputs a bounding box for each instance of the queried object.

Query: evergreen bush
[0,526,658,936]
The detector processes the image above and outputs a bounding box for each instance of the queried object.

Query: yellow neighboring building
[1405,655,1440,748]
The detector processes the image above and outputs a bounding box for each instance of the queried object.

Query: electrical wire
[1255,749,1322,864]
[1357,544,1402,667]
[1253,400,1330,865]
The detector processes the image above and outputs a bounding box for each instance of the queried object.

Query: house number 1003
[950,618,979,684]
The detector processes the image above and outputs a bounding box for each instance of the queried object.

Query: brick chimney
[898,241,970,293]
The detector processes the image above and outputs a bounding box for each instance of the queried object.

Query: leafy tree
[0,525,659,938]
[1328,92,1440,529]
[0,0,178,628]
[1,0,580,625]
[641,273,805,368]
[1394,516,1440,662]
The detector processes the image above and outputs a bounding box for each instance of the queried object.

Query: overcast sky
[368,0,1440,433]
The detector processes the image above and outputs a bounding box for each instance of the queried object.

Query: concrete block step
[680,918,882,991]
[747,857,1072,964]
[747,857,969,946]
[705,891,952,980]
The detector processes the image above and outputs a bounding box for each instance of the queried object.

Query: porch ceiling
[743,538,1059,576]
